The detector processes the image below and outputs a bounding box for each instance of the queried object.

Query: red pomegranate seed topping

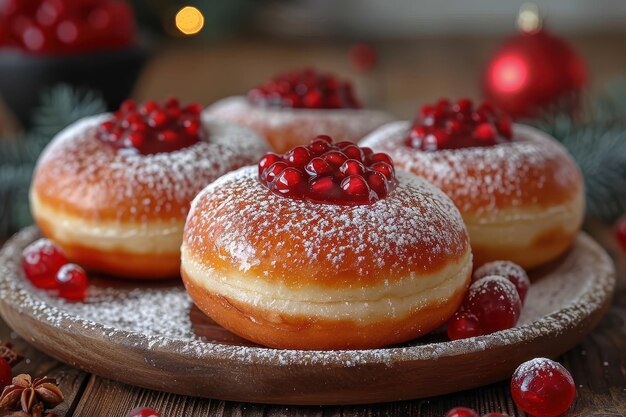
[447,310,483,340]
[0,358,11,391]
[511,358,576,417]
[247,68,362,110]
[406,98,513,151]
[126,408,163,417]
[96,99,206,155]
[55,263,89,301]
[465,276,522,334]
[22,238,68,290]
[473,261,530,304]
[258,136,397,205]
[445,407,480,417]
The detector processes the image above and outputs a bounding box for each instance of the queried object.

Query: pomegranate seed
[258,135,398,205]
[369,153,393,165]
[96,99,204,155]
[22,239,68,290]
[341,145,362,160]
[511,358,576,417]
[465,276,522,334]
[247,68,362,110]
[341,175,370,196]
[305,158,332,177]
[473,261,530,303]
[263,162,288,183]
[340,160,365,176]
[259,153,281,175]
[445,408,480,417]
[370,162,394,181]
[126,408,162,417]
[0,358,11,391]
[447,311,483,340]
[185,103,203,115]
[287,146,312,168]
[322,151,348,166]
[310,176,335,193]
[55,263,89,301]
[615,216,626,252]
[275,168,304,194]
[406,98,512,150]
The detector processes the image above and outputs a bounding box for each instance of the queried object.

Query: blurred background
[0,0,625,272]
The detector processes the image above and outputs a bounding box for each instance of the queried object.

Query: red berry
[473,261,530,303]
[406,98,512,151]
[126,408,162,417]
[55,264,89,301]
[447,311,483,340]
[247,68,362,110]
[22,239,68,289]
[465,276,521,334]
[0,358,11,391]
[615,216,626,252]
[445,407,480,417]
[511,358,576,417]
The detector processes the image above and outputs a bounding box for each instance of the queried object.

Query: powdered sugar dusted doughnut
[360,121,584,269]
[181,162,472,350]
[31,103,269,279]
[206,96,393,153]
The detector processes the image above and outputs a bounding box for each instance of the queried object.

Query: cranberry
[447,311,483,340]
[465,276,522,334]
[55,263,89,301]
[97,99,206,155]
[473,261,530,304]
[258,136,398,205]
[126,408,162,417]
[247,68,362,110]
[0,358,11,391]
[615,216,626,252]
[445,407,480,417]
[22,238,68,290]
[406,98,513,151]
[511,358,576,417]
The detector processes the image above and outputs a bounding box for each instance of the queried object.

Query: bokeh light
[175,6,205,36]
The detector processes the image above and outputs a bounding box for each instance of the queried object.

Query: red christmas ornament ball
[483,28,586,118]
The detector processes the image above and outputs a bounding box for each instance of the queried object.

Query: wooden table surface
[0,224,624,417]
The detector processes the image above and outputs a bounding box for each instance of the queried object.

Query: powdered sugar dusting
[33,115,269,221]
[0,227,614,368]
[360,121,582,217]
[184,168,469,281]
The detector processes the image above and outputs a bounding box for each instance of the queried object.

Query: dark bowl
[0,44,150,128]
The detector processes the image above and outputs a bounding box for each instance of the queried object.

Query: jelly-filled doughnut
[30,99,269,279]
[205,68,393,152]
[361,98,584,269]
[181,136,472,350]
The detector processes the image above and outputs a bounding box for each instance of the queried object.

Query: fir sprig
[0,85,106,237]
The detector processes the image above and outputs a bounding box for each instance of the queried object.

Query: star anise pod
[0,344,23,368]
[0,374,63,416]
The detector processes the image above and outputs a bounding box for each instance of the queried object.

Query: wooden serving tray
[0,227,616,405]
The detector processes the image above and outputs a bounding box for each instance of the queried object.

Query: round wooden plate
[0,227,616,405]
